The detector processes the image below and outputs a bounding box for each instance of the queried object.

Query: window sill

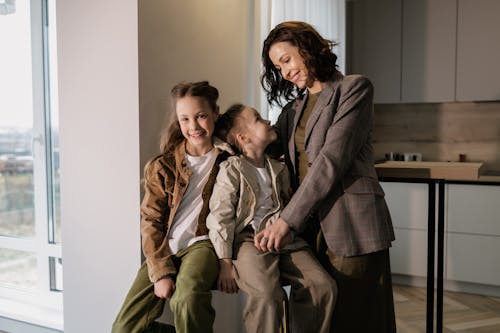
[0,296,63,331]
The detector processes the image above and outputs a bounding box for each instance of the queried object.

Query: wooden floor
[1,285,499,332]
[394,284,500,332]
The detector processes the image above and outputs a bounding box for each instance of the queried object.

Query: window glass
[0,1,62,317]
[0,248,37,289]
[0,0,36,239]
[48,0,61,244]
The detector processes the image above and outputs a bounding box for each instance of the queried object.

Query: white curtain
[253,0,346,122]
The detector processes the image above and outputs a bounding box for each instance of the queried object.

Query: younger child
[112,81,233,333]
[206,104,337,333]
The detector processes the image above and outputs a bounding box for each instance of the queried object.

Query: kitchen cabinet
[348,0,456,103]
[445,184,500,286]
[382,180,500,292]
[347,0,401,103]
[380,182,429,277]
[348,0,500,103]
[401,0,456,102]
[456,0,500,101]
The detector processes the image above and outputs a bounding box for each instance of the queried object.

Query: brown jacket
[271,73,395,257]
[140,138,233,282]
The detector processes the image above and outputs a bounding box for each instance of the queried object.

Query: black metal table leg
[427,181,436,333]
[436,181,445,333]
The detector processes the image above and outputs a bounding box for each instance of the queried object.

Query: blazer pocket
[342,176,385,196]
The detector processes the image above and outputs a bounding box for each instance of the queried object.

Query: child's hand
[154,276,176,299]
[218,259,238,294]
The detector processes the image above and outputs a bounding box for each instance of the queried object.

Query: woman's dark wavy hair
[261,21,338,106]
[160,81,219,154]
[215,103,246,154]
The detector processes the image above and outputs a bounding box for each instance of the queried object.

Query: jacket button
[307,162,312,167]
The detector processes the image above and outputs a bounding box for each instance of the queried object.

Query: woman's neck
[307,80,323,94]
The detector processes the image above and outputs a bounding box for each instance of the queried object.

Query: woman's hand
[218,259,239,294]
[254,217,292,252]
[154,276,176,299]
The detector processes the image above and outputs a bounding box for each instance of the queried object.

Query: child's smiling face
[176,96,218,156]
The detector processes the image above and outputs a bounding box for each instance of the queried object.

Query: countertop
[375,161,500,184]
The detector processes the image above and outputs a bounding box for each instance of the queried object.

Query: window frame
[0,0,62,329]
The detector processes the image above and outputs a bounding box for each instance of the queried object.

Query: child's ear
[214,105,220,117]
[235,132,248,147]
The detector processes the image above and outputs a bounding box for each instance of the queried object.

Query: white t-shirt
[250,165,274,232]
[168,149,217,254]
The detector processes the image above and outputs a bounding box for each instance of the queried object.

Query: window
[0,0,62,330]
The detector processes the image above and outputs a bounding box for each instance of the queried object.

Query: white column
[57,1,140,332]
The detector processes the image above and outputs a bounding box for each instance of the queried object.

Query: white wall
[58,0,252,332]
[57,0,140,332]
[138,0,254,166]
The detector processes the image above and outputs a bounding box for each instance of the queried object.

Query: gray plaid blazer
[271,73,395,257]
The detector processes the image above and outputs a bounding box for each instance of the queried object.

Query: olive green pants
[112,240,219,333]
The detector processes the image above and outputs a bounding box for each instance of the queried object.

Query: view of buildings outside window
[0,0,61,293]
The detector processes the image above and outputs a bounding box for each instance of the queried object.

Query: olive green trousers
[112,240,219,333]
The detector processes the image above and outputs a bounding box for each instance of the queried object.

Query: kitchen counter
[375,161,488,181]
[375,161,500,184]
[475,175,500,183]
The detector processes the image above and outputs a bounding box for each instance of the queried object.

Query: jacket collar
[213,137,235,155]
[304,77,341,142]
[239,154,285,188]
[289,72,343,153]
[173,137,234,182]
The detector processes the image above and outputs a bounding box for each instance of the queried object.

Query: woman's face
[176,96,218,156]
[268,41,322,93]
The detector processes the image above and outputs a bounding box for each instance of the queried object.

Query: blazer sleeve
[206,160,240,259]
[140,160,177,282]
[281,76,374,231]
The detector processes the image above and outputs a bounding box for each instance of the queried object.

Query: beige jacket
[207,155,306,259]
[140,138,233,282]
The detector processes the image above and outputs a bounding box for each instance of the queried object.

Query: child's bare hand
[154,276,175,299]
[218,259,238,294]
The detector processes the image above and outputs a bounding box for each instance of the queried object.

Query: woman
[254,21,396,332]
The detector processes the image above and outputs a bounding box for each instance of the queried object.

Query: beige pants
[233,236,337,333]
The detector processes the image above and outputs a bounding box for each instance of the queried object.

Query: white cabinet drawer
[446,233,500,286]
[381,182,429,230]
[390,228,428,277]
[446,184,500,236]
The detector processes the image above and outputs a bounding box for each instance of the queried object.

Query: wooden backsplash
[373,102,500,174]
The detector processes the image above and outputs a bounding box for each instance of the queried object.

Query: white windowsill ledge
[0,297,63,331]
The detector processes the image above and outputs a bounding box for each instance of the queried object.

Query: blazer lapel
[304,80,338,148]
